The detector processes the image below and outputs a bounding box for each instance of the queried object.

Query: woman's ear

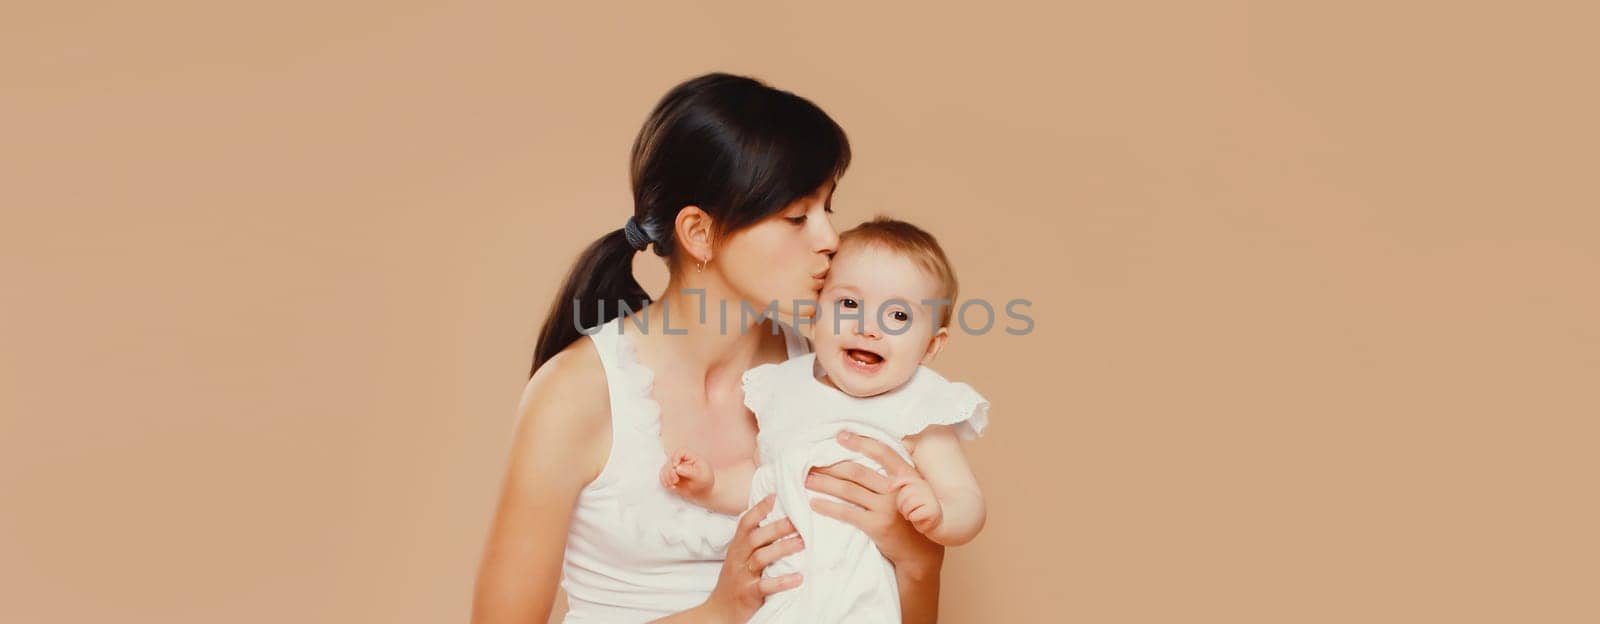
[673,205,715,265]
[920,327,950,364]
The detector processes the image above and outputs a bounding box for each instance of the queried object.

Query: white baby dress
[741,352,989,623]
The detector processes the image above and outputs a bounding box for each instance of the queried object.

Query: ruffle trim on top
[608,327,738,558]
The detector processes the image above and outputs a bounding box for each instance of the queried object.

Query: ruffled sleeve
[740,361,783,422]
[900,376,990,440]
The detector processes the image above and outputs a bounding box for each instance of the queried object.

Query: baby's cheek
[812,315,844,345]
[891,357,922,386]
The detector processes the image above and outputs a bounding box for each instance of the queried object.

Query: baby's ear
[920,327,950,364]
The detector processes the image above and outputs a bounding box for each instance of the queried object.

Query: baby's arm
[659,449,757,516]
[894,424,986,546]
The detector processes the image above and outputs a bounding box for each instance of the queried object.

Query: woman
[470,73,946,623]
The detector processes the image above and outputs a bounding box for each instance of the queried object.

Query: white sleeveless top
[560,315,812,623]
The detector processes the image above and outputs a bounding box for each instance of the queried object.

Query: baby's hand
[892,473,944,535]
[659,449,714,500]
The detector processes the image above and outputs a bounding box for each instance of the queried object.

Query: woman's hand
[806,431,946,623]
[673,494,804,624]
[805,431,946,580]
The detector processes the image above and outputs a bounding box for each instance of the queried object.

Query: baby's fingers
[896,492,922,517]
[907,505,941,532]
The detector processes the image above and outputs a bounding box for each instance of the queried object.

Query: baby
[659,217,989,623]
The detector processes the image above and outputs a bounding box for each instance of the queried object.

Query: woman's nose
[815,220,839,255]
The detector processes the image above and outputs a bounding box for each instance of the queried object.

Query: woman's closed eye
[787,204,832,225]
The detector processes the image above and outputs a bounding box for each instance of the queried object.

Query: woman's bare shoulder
[521,338,609,418]
[510,337,612,480]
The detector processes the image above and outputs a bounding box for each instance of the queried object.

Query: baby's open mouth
[845,348,883,365]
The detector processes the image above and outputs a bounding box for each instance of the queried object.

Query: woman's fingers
[805,470,882,510]
[748,517,797,549]
[728,494,777,560]
[738,495,777,532]
[809,496,873,530]
[836,430,915,480]
[810,460,891,494]
[750,534,805,569]
[757,573,803,596]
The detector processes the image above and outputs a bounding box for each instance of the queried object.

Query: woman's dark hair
[530,72,851,376]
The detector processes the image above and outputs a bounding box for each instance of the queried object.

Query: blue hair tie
[622,216,651,251]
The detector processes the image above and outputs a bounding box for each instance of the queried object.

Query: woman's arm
[899,424,986,546]
[471,347,611,624]
[895,546,944,624]
[806,431,948,624]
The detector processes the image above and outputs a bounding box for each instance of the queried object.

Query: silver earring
[696,260,704,273]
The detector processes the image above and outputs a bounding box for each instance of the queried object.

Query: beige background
[3,1,1597,622]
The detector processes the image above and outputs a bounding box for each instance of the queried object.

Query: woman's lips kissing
[810,265,829,287]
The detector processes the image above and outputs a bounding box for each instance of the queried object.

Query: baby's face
[810,243,949,397]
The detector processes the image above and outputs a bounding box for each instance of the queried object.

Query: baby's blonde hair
[837,217,960,328]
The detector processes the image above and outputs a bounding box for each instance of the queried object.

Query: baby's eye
[786,215,807,225]
[891,310,910,322]
[840,297,858,309]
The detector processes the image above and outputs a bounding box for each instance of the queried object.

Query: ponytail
[529,228,649,377]
[527,72,851,377]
